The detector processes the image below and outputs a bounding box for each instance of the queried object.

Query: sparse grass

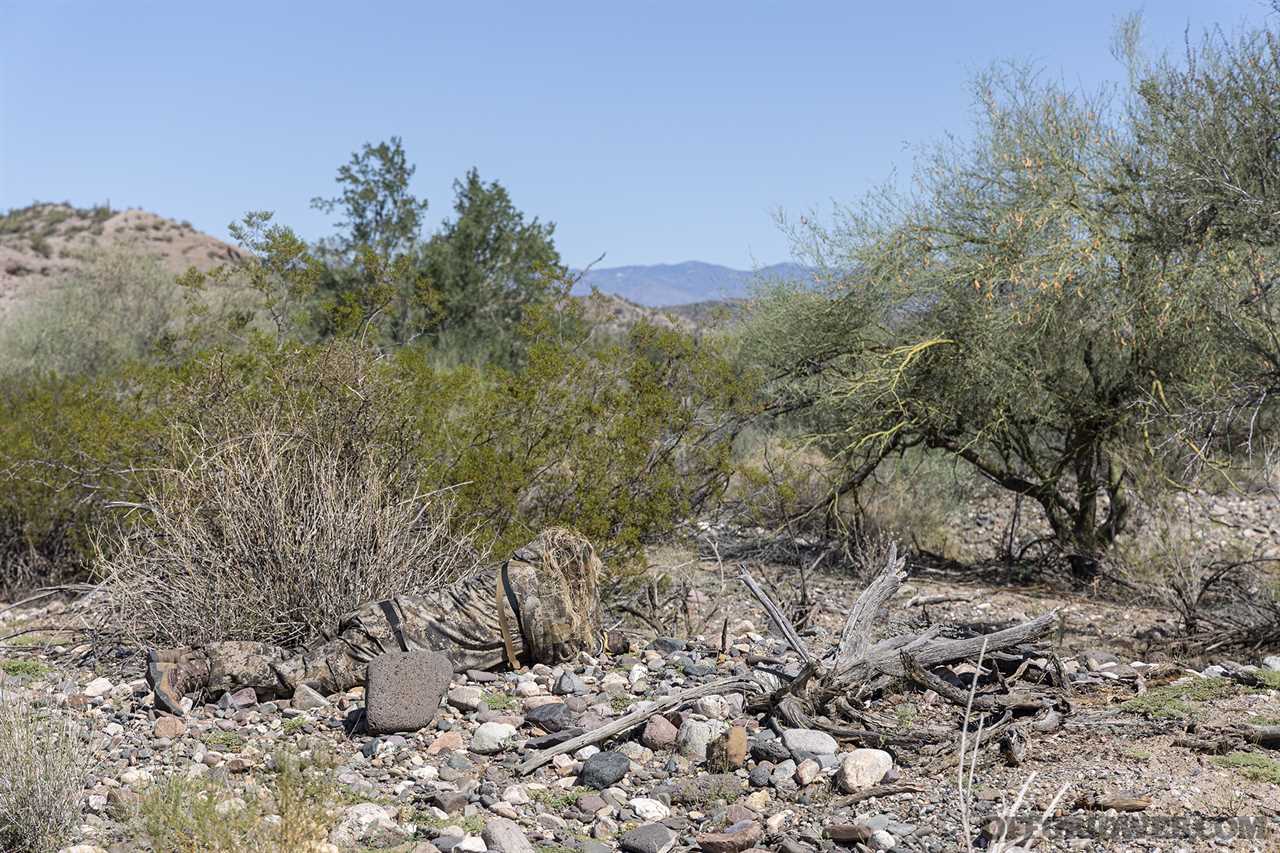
[531,786,586,810]
[135,755,333,852]
[483,691,517,711]
[1254,669,1280,690]
[202,731,246,752]
[1122,746,1152,761]
[610,694,634,712]
[418,813,484,834]
[1212,751,1280,784]
[0,698,90,853]
[0,659,51,679]
[1118,677,1243,720]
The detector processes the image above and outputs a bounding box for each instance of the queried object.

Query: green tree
[419,169,561,363]
[311,138,432,342]
[751,38,1265,570]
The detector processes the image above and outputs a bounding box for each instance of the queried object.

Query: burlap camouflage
[147,529,606,713]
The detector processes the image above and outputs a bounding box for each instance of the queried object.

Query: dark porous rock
[650,637,687,654]
[364,651,453,735]
[579,750,631,789]
[750,736,791,764]
[619,823,678,853]
[525,701,575,733]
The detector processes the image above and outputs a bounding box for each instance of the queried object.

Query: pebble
[836,749,894,791]
[579,750,631,789]
[619,823,678,853]
[471,722,516,754]
[781,728,838,757]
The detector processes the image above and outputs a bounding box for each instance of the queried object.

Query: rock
[695,694,730,719]
[152,715,186,739]
[696,820,762,853]
[471,721,517,754]
[650,637,686,653]
[364,651,452,735]
[868,830,896,851]
[750,736,790,764]
[83,677,112,698]
[619,823,678,853]
[502,784,531,805]
[677,718,725,762]
[641,714,679,750]
[554,671,586,695]
[330,803,407,847]
[835,749,893,792]
[449,686,486,712]
[427,730,466,754]
[630,797,670,821]
[525,701,574,733]
[748,764,773,788]
[1263,655,1280,672]
[781,728,838,757]
[119,769,153,789]
[58,846,108,853]
[579,750,631,789]
[601,671,630,696]
[794,758,821,786]
[481,817,536,853]
[292,683,329,711]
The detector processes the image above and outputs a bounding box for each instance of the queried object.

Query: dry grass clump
[99,425,483,649]
[0,696,91,853]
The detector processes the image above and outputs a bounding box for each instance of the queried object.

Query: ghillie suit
[148,528,617,716]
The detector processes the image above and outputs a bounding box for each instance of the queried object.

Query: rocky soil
[3,547,1279,853]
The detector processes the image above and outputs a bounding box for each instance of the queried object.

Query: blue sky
[0,1,1269,268]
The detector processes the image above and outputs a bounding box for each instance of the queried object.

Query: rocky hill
[576,261,807,307]
[0,202,246,317]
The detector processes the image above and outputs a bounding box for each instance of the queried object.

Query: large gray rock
[619,823,677,853]
[781,727,838,757]
[676,718,725,762]
[364,651,452,735]
[481,817,536,853]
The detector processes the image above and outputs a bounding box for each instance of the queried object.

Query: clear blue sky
[0,1,1269,268]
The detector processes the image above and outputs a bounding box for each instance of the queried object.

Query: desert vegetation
[1,12,1279,853]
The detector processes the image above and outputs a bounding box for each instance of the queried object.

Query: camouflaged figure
[147,530,616,716]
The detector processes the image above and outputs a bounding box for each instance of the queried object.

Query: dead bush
[0,697,90,853]
[99,426,483,649]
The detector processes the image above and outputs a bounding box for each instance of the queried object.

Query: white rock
[472,721,517,754]
[449,686,485,711]
[676,718,726,763]
[630,797,670,821]
[83,677,113,698]
[694,694,730,720]
[502,784,532,805]
[836,748,894,791]
[457,836,487,853]
[329,803,405,847]
[119,769,153,789]
[869,830,896,851]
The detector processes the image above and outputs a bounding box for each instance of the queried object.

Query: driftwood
[517,543,1060,775]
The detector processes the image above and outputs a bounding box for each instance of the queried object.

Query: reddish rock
[641,714,679,750]
[696,820,762,853]
[426,730,465,755]
[152,715,186,739]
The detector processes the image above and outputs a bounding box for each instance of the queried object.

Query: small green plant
[1212,751,1280,784]
[281,716,309,735]
[0,659,51,679]
[202,731,245,752]
[610,694,634,713]
[531,786,586,810]
[1122,746,1152,761]
[483,691,517,711]
[1119,677,1243,720]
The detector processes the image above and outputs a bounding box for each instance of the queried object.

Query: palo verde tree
[751,31,1268,569]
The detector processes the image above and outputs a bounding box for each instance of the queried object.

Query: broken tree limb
[738,567,813,665]
[835,542,907,669]
[517,675,757,774]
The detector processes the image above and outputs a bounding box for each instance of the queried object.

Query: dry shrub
[99,426,482,648]
[0,697,90,853]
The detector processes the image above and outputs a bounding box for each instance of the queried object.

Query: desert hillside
[0,203,246,316]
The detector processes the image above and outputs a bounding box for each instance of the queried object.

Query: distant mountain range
[574,261,810,307]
